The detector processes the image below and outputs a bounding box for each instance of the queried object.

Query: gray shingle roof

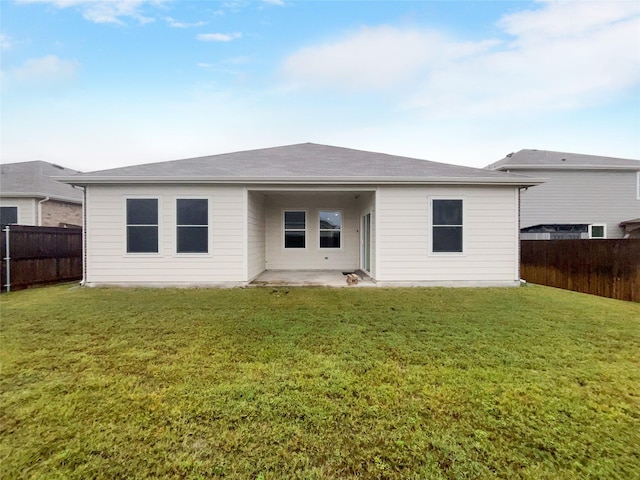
[1,161,83,203]
[60,143,542,186]
[487,149,640,171]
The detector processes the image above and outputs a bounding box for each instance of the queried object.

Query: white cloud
[165,16,206,28]
[10,54,79,80]
[15,0,163,24]
[281,1,640,116]
[282,25,498,90]
[1,34,12,51]
[262,0,284,6]
[197,32,242,42]
[498,0,640,42]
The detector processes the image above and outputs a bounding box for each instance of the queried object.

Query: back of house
[59,143,543,288]
[487,149,640,239]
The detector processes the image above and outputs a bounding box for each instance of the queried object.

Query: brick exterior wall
[40,200,82,227]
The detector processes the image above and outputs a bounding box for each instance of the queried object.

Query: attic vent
[561,158,566,162]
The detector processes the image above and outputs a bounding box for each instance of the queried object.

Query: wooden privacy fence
[1,225,82,292]
[521,239,640,302]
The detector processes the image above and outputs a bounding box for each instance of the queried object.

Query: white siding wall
[0,197,37,225]
[85,184,522,286]
[360,192,376,277]
[519,169,640,239]
[376,186,519,286]
[264,192,361,270]
[247,191,266,280]
[85,185,245,286]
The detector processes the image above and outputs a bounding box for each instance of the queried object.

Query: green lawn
[1,285,639,479]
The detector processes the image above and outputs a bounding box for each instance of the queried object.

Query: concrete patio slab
[250,270,376,287]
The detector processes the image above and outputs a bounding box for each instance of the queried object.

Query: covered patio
[250,270,376,287]
[247,189,376,282]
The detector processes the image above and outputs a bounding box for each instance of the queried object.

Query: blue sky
[1,0,639,171]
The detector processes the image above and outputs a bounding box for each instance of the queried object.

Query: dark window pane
[433,200,462,226]
[320,231,341,248]
[177,226,208,253]
[177,199,208,226]
[127,199,158,225]
[0,207,18,225]
[591,225,604,238]
[433,226,462,252]
[285,211,305,230]
[285,231,305,248]
[319,211,341,229]
[127,226,158,253]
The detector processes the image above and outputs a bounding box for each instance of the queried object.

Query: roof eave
[494,164,640,171]
[58,175,545,187]
[0,191,83,204]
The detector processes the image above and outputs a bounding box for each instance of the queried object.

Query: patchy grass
[1,284,639,479]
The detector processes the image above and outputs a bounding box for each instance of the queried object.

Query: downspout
[37,196,50,226]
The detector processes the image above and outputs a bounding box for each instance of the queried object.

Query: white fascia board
[58,176,546,187]
[0,191,83,204]
[246,185,378,192]
[496,164,640,171]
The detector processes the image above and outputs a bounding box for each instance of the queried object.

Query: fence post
[3,225,10,293]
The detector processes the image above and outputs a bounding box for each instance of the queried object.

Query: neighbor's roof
[620,218,640,226]
[0,161,83,203]
[59,143,543,187]
[487,149,640,171]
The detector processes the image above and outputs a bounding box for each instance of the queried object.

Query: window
[589,224,606,239]
[284,211,306,248]
[177,199,208,253]
[126,198,158,253]
[432,199,463,253]
[319,210,342,248]
[0,206,18,226]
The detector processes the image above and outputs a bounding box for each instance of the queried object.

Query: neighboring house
[487,149,640,239]
[60,143,543,287]
[0,161,83,227]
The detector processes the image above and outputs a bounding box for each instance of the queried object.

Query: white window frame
[0,205,19,225]
[637,171,640,200]
[430,197,465,255]
[588,223,607,239]
[124,195,162,256]
[283,209,307,250]
[318,209,343,250]
[175,197,212,256]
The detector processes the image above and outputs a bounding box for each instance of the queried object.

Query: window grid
[319,210,342,249]
[176,199,209,254]
[284,210,306,249]
[432,199,463,253]
[126,198,159,254]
